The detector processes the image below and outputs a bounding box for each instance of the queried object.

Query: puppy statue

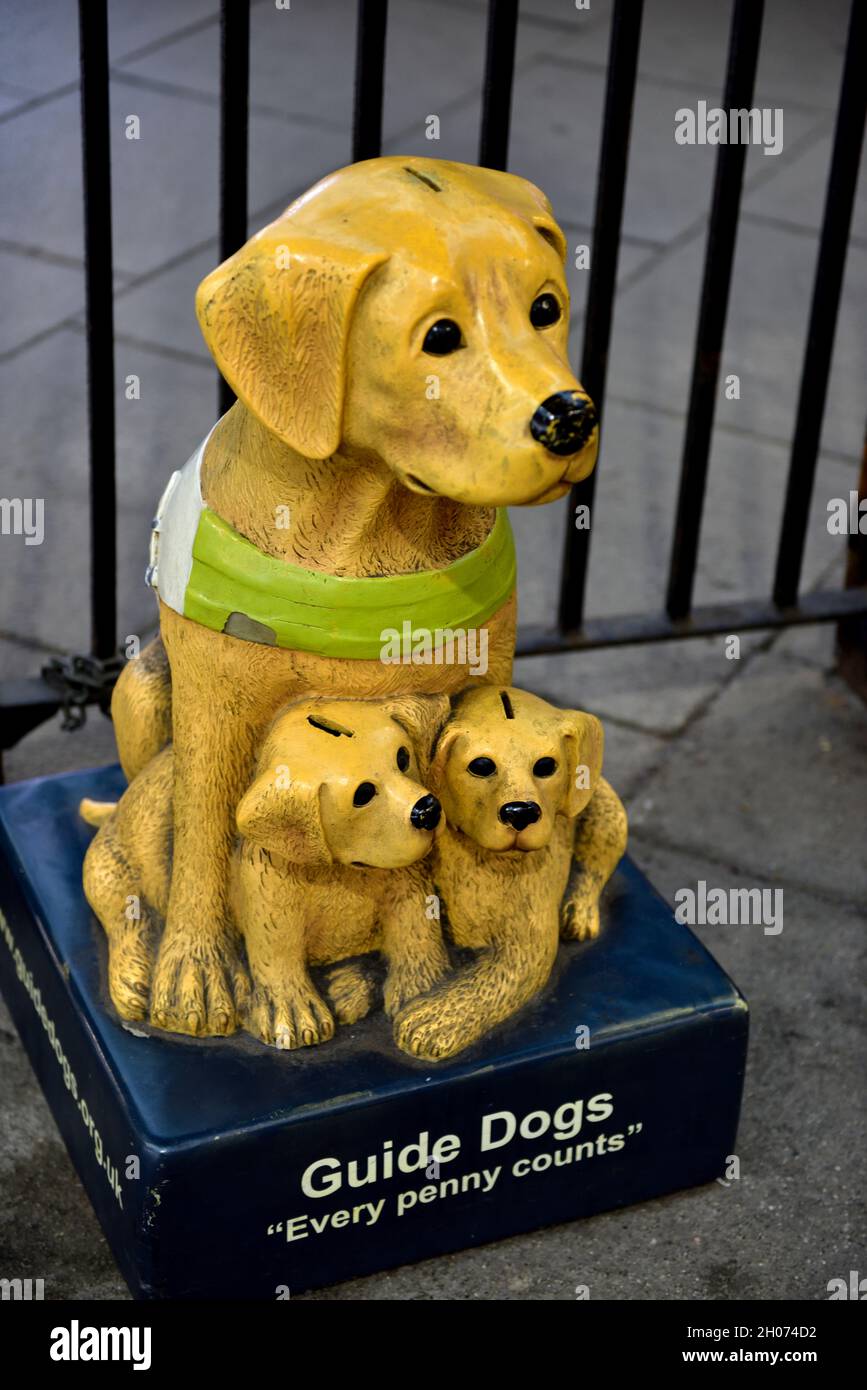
[108,156,600,1036]
[393,687,628,1061]
[81,695,450,1048]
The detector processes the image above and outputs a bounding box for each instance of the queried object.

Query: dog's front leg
[379,867,450,1019]
[560,776,628,942]
[394,925,557,1061]
[150,623,255,1036]
[239,850,334,1049]
[150,722,251,1034]
[245,938,335,1049]
[83,828,161,1023]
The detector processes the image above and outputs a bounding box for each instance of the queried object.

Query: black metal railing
[557,0,643,632]
[217,0,251,418]
[666,0,764,623]
[2,0,865,769]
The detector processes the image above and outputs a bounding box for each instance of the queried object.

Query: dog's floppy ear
[559,710,604,819]
[428,718,467,790]
[196,232,387,459]
[235,767,332,864]
[457,166,568,263]
[383,694,452,776]
[530,215,568,264]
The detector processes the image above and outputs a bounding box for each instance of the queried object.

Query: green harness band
[183,507,516,658]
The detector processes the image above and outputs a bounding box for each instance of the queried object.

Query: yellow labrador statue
[82,696,450,1047]
[394,687,628,1061]
[108,156,602,1037]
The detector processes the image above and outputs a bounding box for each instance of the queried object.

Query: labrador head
[235,694,449,869]
[430,686,603,853]
[196,157,598,508]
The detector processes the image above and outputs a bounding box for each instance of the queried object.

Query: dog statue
[82,695,450,1047]
[107,157,600,1037]
[392,686,628,1061]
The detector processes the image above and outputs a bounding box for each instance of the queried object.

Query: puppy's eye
[396,746,410,772]
[467,756,497,778]
[530,293,561,329]
[353,782,377,807]
[423,319,463,355]
[533,757,557,778]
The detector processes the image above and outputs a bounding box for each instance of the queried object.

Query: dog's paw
[560,891,601,942]
[322,962,378,1026]
[383,960,450,1019]
[150,931,247,1037]
[393,997,474,1062]
[106,918,158,1022]
[247,982,335,1050]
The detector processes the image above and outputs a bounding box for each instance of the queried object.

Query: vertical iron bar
[665,0,764,621]
[772,0,867,608]
[839,425,867,706]
[78,0,116,661]
[836,426,867,702]
[479,0,519,170]
[353,0,388,162]
[558,0,643,632]
[218,0,251,416]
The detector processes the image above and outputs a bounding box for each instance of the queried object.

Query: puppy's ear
[383,694,452,775]
[428,720,466,791]
[235,769,331,864]
[196,232,387,459]
[559,711,604,819]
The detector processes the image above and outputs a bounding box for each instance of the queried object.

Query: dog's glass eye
[530,294,561,328]
[468,756,497,778]
[396,746,410,772]
[533,757,557,778]
[423,319,463,355]
[353,781,377,807]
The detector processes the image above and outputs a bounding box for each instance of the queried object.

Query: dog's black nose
[530,391,597,457]
[499,801,542,831]
[410,794,441,831]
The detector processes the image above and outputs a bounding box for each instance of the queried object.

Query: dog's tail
[79,798,117,828]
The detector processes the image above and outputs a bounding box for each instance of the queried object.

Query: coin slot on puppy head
[353,782,377,807]
[396,746,410,772]
[403,165,442,192]
[307,715,354,738]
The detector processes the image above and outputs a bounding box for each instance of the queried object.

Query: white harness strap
[146,425,215,614]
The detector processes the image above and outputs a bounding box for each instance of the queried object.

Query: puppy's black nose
[410,794,441,831]
[499,801,541,831]
[530,391,597,457]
